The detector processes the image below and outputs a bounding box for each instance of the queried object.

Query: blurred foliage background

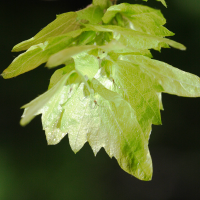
[0,0,200,199]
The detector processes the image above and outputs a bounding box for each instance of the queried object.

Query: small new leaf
[102,3,173,36]
[12,12,80,52]
[20,70,76,126]
[84,24,186,50]
[60,80,152,180]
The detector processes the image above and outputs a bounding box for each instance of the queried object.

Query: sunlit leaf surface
[2,0,199,181]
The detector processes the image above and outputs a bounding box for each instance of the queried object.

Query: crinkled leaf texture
[2,1,200,181]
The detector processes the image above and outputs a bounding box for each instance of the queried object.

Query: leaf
[84,24,186,51]
[12,12,80,52]
[73,52,99,80]
[20,70,76,126]
[2,36,73,78]
[157,0,167,7]
[77,31,96,45]
[41,85,71,145]
[108,49,153,60]
[2,28,92,79]
[76,5,104,24]
[12,5,104,53]
[60,81,152,180]
[102,3,173,36]
[92,0,112,10]
[41,83,80,145]
[100,60,162,140]
[46,45,97,68]
[120,55,200,97]
[48,63,79,89]
[46,40,126,69]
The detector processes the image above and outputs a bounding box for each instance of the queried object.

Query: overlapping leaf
[61,80,152,180]
[92,0,112,9]
[100,59,163,140]
[83,24,185,50]
[2,28,94,78]
[12,5,103,52]
[121,55,200,97]
[20,70,76,126]
[12,12,80,52]
[2,36,73,78]
[102,3,173,36]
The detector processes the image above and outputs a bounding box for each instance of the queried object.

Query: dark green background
[0,0,200,199]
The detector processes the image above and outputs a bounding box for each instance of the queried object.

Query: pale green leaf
[100,60,162,140]
[2,28,92,79]
[157,0,167,7]
[2,36,73,78]
[84,24,186,50]
[48,63,79,89]
[73,52,99,80]
[92,0,112,10]
[20,70,76,126]
[108,49,153,60]
[46,40,126,69]
[46,45,97,68]
[41,83,79,145]
[12,12,80,52]
[121,55,200,97]
[102,3,173,36]
[77,31,96,45]
[77,5,104,24]
[60,81,152,180]
[41,85,70,145]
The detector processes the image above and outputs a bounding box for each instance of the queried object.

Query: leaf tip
[1,71,10,79]
[181,45,187,51]
[20,119,26,127]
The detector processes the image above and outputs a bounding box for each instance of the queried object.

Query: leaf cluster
[2,0,200,180]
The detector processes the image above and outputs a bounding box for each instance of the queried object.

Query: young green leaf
[46,45,97,68]
[92,0,112,10]
[73,52,99,80]
[84,24,186,51]
[121,55,200,97]
[157,0,167,7]
[12,12,80,52]
[60,81,152,180]
[102,3,173,36]
[46,40,126,69]
[76,5,104,24]
[100,59,162,140]
[41,83,80,145]
[41,85,71,145]
[77,31,96,45]
[2,28,93,78]
[12,4,104,52]
[2,36,73,78]
[20,70,76,126]
[48,63,77,89]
